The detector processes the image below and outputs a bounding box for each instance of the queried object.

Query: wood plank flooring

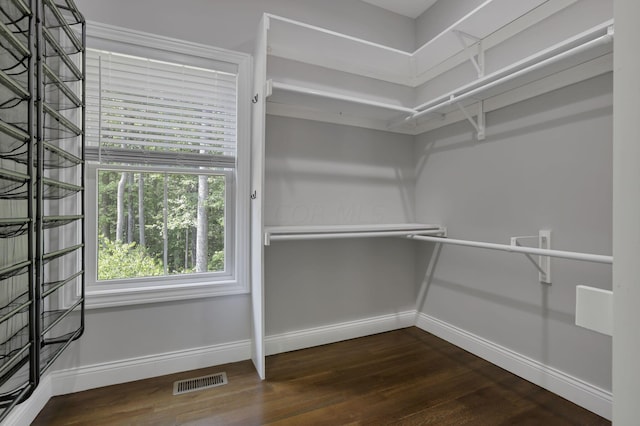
[32,327,610,425]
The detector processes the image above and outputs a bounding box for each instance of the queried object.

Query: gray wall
[264,116,417,335]
[414,74,613,390]
[57,296,251,369]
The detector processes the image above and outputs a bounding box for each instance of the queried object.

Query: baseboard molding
[3,311,612,424]
[265,310,416,356]
[3,339,251,425]
[52,339,252,396]
[3,312,413,425]
[3,375,52,426]
[415,312,612,420]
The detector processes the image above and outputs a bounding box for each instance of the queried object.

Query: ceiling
[360,0,438,19]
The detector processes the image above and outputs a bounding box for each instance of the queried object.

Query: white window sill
[85,280,248,309]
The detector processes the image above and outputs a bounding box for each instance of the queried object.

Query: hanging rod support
[456,101,485,140]
[511,230,552,283]
[452,29,484,78]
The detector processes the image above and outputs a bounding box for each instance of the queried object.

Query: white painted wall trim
[53,340,252,396]
[1,339,251,426]
[3,311,611,424]
[3,375,53,426]
[265,310,416,356]
[3,312,413,424]
[415,312,612,420]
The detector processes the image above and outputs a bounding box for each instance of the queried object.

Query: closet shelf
[42,214,82,229]
[56,0,84,23]
[0,20,29,59]
[1,142,81,170]
[42,26,82,80]
[264,223,443,246]
[7,0,31,17]
[266,80,416,125]
[42,0,82,53]
[264,11,613,136]
[0,119,29,142]
[0,218,30,238]
[0,168,29,199]
[0,136,27,162]
[267,0,551,87]
[266,13,411,86]
[411,0,549,83]
[0,293,29,325]
[42,271,82,299]
[404,21,614,126]
[0,382,30,407]
[0,261,29,281]
[42,177,82,199]
[43,102,82,136]
[41,299,82,337]
[0,68,28,99]
[39,327,82,374]
[42,63,82,108]
[40,300,84,378]
[0,351,29,391]
[42,243,83,263]
[42,142,83,168]
[0,325,30,382]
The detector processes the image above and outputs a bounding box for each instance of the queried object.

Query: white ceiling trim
[360,0,438,19]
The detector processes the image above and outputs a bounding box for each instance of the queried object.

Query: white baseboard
[2,311,612,424]
[3,375,52,426]
[2,339,251,426]
[265,310,416,356]
[415,312,612,420]
[52,339,252,396]
[3,312,413,425]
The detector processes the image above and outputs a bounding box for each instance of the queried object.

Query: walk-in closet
[2,0,638,424]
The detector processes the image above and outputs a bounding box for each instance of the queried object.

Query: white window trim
[84,22,252,309]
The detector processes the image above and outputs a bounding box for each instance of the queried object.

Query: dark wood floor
[33,327,609,425]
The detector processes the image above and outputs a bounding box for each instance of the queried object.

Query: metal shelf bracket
[452,29,485,78]
[510,230,552,284]
[456,100,485,140]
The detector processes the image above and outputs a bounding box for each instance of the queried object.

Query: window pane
[97,170,225,281]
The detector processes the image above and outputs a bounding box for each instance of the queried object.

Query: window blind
[85,48,237,168]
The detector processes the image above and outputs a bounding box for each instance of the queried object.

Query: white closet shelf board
[265,14,412,86]
[265,21,612,136]
[263,1,612,136]
[412,0,548,81]
[404,21,614,128]
[264,224,443,245]
[265,0,568,87]
[266,81,417,134]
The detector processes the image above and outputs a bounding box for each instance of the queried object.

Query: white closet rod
[407,28,614,123]
[269,81,418,115]
[267,229,443,244]
[407,235,612,264]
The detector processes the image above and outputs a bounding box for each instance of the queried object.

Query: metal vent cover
[173,372,228,395]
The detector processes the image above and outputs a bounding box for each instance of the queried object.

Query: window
[95,170,230,279]
[84,23,251,307]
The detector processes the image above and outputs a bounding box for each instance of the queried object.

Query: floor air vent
[173,372,228,395]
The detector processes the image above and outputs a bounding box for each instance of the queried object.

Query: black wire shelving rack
[0,0,84,421]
